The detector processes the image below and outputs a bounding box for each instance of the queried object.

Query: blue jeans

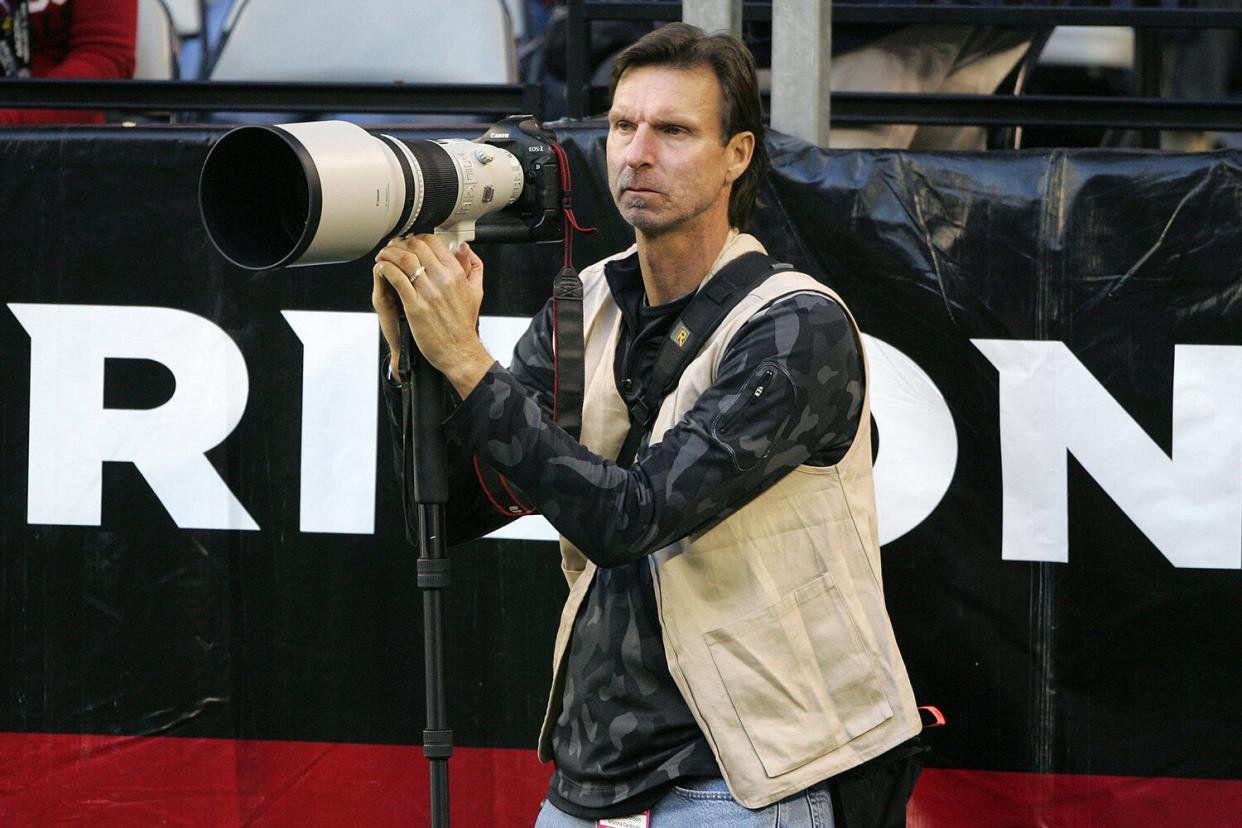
[534,777,836,827]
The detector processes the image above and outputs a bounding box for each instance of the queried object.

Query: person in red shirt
[0,0,137,125]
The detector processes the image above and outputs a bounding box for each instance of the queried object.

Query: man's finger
[407,236,451,282]
[375,260,420,308]
[375,245,424,278]
[417,233,458,268]
[373,282,400,337]
[372,278,401,337]
[453,241,473,274]
[459,242,484,289]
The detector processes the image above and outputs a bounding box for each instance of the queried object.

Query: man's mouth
[617,174,660,196]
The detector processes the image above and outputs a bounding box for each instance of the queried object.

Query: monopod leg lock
[423,728,455,761]
[417,558,451,589]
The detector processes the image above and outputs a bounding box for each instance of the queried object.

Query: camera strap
[472,139,595,518]
[552,265,585,440]
[616,251,793,469]
[471,265,584,519]
[549,138,594,444]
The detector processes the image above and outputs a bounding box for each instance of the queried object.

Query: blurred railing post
[566,0,591,117]
[771,0,832,147]
[1134,29,1163,148]
[683,0,743,35]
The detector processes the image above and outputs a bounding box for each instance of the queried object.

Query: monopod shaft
[400,323,452,828]
[418,500,451,828]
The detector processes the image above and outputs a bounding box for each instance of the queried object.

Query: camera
[198,115,564,271]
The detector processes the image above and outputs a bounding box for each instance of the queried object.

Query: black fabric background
[1,124,1239,780]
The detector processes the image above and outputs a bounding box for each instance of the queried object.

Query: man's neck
[636,222,735,306]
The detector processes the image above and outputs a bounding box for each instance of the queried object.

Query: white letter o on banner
[864,334,958,545]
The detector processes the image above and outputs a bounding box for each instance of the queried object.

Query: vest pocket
[559,546,590,588]
[704,573,892,777]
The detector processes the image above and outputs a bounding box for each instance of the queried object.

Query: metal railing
[1,1,1240,138]
[0,79,536,118]
[565,0,1242,139]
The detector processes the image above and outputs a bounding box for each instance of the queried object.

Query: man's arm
[445,291,864,566]
[374,238,558,544]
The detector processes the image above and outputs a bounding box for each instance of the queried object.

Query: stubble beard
[614,167,677,234]
[615,189,711,237]
[620,195,671,234]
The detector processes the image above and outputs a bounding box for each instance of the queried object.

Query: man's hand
[371,234,495,398]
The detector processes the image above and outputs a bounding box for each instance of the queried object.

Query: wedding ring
[410,265,427,282]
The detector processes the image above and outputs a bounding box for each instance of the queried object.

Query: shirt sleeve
[44,0,137,81]
[444,291,865,567]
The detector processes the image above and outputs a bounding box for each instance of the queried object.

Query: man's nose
[623,124,656,167]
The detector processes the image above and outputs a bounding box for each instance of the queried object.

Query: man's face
[606,64,753,237]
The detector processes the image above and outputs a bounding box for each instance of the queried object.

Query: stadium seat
[134,0,180,81]
[207,0,516,83]
[1040,26,1134,72]
[161,0,204,38]
[502,0,524,41]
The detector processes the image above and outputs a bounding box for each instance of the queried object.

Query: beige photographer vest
[538,234,922,808]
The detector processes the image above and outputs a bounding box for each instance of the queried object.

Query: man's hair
[609,22,768,231]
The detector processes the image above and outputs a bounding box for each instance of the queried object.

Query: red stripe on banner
[910,768,1242,828]
[0,732,552,827]
[2,732,1241,827]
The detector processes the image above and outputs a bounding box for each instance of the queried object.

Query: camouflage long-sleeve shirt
[442,260,864,566]
[426,252,865,817]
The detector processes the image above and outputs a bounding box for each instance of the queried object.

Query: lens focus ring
[407,141,459,231]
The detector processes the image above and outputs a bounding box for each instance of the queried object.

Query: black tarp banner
[2,123,1240,826]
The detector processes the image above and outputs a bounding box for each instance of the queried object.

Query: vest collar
[601,230,766,310]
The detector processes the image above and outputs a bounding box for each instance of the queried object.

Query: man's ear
[725,131,755,184]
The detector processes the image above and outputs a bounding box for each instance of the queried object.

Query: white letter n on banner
[974,340,1242,569]
[8,303,258,530]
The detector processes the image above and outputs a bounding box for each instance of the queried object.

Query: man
[372,22,922,827]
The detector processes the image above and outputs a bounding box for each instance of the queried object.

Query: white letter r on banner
[8,303,259,531]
